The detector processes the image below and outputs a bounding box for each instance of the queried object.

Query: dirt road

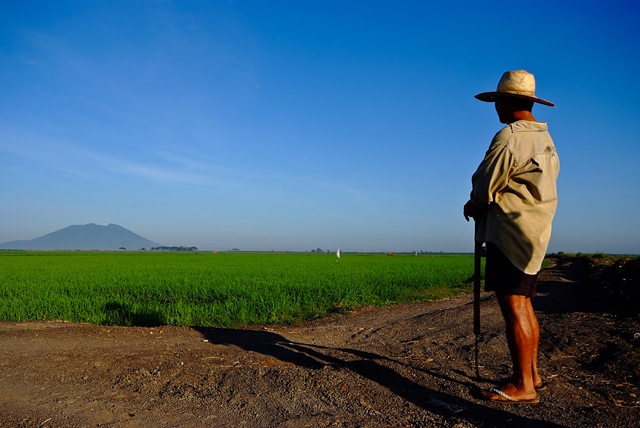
[1,259,638,427]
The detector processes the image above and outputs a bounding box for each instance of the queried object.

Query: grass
[0,251,478,327]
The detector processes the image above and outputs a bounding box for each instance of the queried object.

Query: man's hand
[464,200,486,222]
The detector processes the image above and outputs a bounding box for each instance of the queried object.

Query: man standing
[464,70,559,404]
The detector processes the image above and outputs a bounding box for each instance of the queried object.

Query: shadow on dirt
[534,258,601,315]
[102,301,166,326]
[535,257,640,391]
[194,326,564,427]
[535,257,639,317]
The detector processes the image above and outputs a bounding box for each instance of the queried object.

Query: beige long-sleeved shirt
[471,120,560,274]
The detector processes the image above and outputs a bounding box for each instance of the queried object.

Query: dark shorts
[485,242,538,298]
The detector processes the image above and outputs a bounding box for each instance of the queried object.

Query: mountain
[0,223,162,250]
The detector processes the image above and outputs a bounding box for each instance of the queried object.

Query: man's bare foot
[532,374,544,390]
[502,375,546,391]
[482,382,539,403]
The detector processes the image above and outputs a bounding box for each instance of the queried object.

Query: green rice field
[0,251,478,327]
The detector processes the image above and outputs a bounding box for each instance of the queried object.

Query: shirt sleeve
[470,139,514,207]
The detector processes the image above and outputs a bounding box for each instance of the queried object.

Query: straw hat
[475,70,555,107]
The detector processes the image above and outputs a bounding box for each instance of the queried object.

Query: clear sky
[1,0,639,253]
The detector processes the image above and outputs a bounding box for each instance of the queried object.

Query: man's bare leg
[482,294,538,401]
[525,297,543,388]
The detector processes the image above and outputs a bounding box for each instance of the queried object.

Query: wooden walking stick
[473,218,482,380]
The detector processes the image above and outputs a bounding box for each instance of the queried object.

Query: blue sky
[1,0,639,253]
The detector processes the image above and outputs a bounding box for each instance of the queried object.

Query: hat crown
[496,70,536,96]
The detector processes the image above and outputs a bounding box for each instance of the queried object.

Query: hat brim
[475,91,555,107]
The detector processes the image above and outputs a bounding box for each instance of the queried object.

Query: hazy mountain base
[0,259,638,427]
[0,223,161,250]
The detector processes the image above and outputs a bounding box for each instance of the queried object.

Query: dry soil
[1,258,639,427]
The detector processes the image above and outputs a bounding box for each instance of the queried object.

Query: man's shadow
[194,326,564,427]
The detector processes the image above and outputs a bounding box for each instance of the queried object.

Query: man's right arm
[471,142,512,204]
[464,138,513,222]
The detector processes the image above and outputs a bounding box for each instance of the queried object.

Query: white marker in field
[336,248,341,260]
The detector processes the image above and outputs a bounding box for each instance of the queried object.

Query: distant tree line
[311,248,334,254]
[150,246,198,252]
